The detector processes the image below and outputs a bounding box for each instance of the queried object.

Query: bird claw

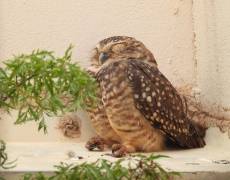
[85,136,105,151]
[111,144,128,157]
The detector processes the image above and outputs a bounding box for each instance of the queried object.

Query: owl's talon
[111,144,128,157]
[85,136,105,151]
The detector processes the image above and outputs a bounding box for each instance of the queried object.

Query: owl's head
[90,36,157,71]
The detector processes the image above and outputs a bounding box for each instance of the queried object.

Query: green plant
[0,46,97,132]
[22,154,180,180]
[0,140,17,169]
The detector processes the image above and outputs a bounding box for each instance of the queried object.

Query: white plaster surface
[192,0,230,116]
[0,0,195,84]
[1,128,230,179]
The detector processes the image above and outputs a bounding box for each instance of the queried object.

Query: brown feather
[126,60,205,148]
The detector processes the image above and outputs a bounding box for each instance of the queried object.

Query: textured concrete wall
[192,0,230,117]
[0,0,195,84]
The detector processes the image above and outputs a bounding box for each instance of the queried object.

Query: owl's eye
[99,52,109,64]
[112,43,126,53]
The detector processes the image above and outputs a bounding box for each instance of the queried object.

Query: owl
[86,36,205,157]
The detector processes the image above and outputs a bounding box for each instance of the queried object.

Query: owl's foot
[112,143,137,157]
[112,144,127,157]
[85,136,105,151]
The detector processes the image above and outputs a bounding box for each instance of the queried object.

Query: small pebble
[67,151,76,158]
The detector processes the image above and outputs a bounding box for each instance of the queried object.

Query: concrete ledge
[1,128,230,179]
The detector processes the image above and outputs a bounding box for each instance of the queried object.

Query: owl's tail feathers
[193,121,207,138]
[187,121,207,148]
[167,120,206,149]
[166,121,206,149]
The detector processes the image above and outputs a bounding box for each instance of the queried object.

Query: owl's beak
[99,52,109,64]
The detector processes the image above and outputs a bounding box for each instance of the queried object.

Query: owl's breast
[96,61,165,151]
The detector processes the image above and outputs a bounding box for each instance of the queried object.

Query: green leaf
[0,46,97,133]
[38,118,47,133]
[20,154,181,180]
[0,140,17,170]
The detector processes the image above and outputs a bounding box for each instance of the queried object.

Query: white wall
[0,0,229,142]
[193,0,230,117]
[0,0,195,83]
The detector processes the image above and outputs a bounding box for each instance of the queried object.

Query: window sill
[1,128,230,179]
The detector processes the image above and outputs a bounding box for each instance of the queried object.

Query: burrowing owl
[86,36,205,157]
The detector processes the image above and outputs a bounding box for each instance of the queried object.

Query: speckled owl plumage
[86,36,205,157]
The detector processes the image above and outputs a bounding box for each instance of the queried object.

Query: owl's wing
[127,60,205,148]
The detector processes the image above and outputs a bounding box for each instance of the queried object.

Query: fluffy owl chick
[86,36,205,157]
